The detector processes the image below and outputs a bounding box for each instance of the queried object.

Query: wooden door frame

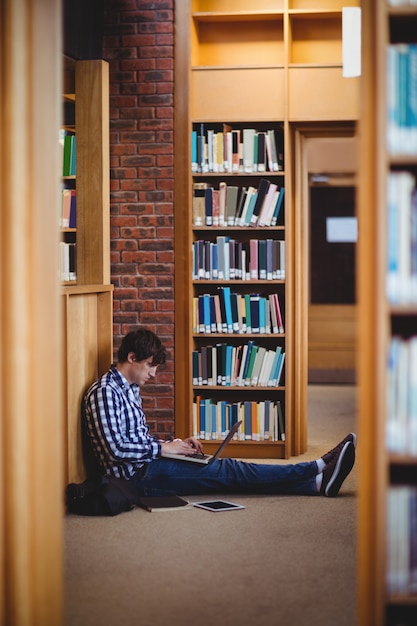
[293,122,357,432]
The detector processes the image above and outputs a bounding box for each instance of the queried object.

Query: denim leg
[133,458,319,497]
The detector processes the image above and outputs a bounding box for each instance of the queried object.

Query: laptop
[163,420,242,464]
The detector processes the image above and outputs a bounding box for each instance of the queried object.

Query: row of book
[386,171,417,304]
[386,485,417,595]
[60,130,76,176]
[388,1,417,5]
[59,241,77,282]
[60,187,76,228]
[192,124,284,174]
[192,342,285,388]
[386,43,417,155]
[193,180,285,228]
[193,290,284,335]
[386,335,417,455]
[193,397,285,442]
[193,237,286,281]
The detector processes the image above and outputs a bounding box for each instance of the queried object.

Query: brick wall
[103,0,175,437]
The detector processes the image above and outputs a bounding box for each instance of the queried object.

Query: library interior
[1,1,417,625]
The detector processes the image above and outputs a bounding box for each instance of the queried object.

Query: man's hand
[160,437,204,457]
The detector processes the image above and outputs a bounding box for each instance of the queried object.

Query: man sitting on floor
[83,327,356,499]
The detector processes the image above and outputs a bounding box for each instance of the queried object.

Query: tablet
[192,500,245,512]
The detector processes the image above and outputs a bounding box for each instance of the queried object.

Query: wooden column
[0,1,63,624]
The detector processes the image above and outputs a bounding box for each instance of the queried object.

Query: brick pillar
[103,0,175,437]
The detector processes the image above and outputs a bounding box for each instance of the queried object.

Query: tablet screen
[193,500,245,512]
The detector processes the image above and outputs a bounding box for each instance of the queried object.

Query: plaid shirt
[83,364,161,479]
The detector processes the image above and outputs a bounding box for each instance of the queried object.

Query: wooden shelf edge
[61,283,114,295]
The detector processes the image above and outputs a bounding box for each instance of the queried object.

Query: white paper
[342,7,361,78]
[326,217,358,243]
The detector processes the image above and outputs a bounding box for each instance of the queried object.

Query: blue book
[209,295,217,333]
[244,401,252,440]
[274,352,286,386]
[244,294,252,333]
[230,291,239,332]
[225,344,233,386]
[220,401,227,438]
[258,240,267,279]
[268,347,282,386]
[259,297,266,334]
[197,295,205,333]
[221,286,233,333]
[203,294,211,333]
[211,243,218,279]
[205,187,213,226]
[199,398,206,439]
[271,187,285,226]
[211,402,217,439]
[191,130,198,172]
[241,340,254,383]
[243,190,258,226]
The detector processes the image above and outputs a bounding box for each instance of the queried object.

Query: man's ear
[127,351,137,364]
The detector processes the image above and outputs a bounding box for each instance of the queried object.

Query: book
[250,178,270,226]
[138,496,191,512]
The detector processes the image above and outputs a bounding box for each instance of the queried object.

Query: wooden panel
[0,0,63,623]
[76,60,110,285]
[308,304,357,370]
[192,20,284,66]
[192,0,282,11]
[288,67,359,121]
[290,0,359,7]
[289,16,342,65]
[63,287,113,484]
[192,68,285,121]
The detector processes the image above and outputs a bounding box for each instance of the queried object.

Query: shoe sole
[325,441,355,497]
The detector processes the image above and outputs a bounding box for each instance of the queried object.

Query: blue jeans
[133,458,319,497]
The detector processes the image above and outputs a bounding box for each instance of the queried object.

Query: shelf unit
[174,0,359,459]
[61,58,113,484]
[358,2,417,625]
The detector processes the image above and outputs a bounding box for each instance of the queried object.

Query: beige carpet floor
[64,385,357,626]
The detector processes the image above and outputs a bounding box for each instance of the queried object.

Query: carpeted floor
[64,385,357,626]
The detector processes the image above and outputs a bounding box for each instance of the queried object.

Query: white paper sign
[342,7,361,78]
[326,217,358,243]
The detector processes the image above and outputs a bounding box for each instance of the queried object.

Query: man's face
[131,355,158,386]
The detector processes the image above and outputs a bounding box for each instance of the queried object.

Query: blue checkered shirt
[83,364,161,479]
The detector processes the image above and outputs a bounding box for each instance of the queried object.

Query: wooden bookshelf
[358,2,417,625]
[61,59,113,484]
[175,0,359,459]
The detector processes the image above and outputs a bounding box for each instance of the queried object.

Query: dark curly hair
[117,328,167,366]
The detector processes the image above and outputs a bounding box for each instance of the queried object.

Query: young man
[83,328,356,498]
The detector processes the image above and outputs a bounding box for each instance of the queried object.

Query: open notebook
[163,420,242,464]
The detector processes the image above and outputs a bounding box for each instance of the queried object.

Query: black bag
[66,475,139,517]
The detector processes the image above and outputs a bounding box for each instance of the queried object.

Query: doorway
[295,127,358,386]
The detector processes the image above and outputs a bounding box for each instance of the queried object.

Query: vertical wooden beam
[0,1,63,624]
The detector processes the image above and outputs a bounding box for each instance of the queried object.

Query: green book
[245,344,259,386]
